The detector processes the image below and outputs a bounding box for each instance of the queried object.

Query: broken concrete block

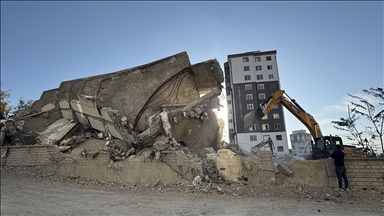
[59,146,71,152]
[85,132,92,139]
[125,148,135,157]
[153,141,168,151]
[243,159,252,171]
[206,153,217,164]
[160,111,172,137]
[60,137,74,146]
[203,147,216,155]
[97,133,104,139]
[121,116,127,126]
[173,117,177,124]
[277,163,293,177]
[194,107,203,115]
[192,175,202,186]
[155,151,161,160]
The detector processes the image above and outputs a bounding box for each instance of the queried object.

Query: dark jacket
[331,149,345,167]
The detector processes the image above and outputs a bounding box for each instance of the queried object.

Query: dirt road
[1,166,383,216]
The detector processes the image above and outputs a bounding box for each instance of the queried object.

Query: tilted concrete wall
[281,158,384,189]
[216,149,276,185]
[1,145,202,184]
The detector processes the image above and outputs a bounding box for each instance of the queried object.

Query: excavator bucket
[256,107,264,120]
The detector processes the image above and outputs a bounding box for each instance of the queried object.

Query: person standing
[331,145,349,191]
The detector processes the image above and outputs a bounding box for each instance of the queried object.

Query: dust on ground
[1,165,383,216]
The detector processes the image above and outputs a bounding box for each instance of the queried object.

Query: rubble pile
[0,52,240,184]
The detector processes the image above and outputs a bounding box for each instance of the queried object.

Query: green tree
[0,83,12,119]
[332,87,384,155]
[12,98,34,117]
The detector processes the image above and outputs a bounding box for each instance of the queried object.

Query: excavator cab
[312,135,343,159]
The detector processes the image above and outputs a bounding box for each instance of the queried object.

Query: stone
[192,175,202,186]
[153,141,167,151]
[277,163,293,177]
[60,137,74,146]
[59,146,71,152]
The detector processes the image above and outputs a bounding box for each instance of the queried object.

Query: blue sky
[1,1,383,148]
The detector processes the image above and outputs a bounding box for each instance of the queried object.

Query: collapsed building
[0,52,276,185]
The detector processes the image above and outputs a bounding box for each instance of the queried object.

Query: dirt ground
[1,165,383,216]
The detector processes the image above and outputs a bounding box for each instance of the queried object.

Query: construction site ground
[1,165,383,216]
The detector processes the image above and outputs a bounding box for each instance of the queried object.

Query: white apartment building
[290,130,312,157]
[224,50,290,155]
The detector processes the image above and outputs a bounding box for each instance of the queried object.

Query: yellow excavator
[256,90,364,159]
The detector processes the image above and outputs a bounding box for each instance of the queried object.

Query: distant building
[290,130,312,157]
[224,50,289,155]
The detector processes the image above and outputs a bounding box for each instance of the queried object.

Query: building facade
[224,50,290,155]
[290,130,312,157]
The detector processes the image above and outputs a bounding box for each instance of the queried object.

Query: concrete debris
[192,176,202,186]
[160,111,172,137]
[276,163,294,177]
[0,52,280,187]
[59,146,71,152]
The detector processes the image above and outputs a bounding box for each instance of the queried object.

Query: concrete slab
[106,123,124,140]
[100,107,114,122]
[59,100,70,109]
[42,103,55,112]
[88,116,105,132]
[60,109,76,121]
[37,118,79,145]
[74,111,89,125]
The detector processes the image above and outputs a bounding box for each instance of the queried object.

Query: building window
[228,109,232,114]
[229,129,234,133]
[274,124,281,130]
[276,135,282,140]
[226,91,231,96]
[250,135,257,141]
[262,115,268,120]
[244,66,250,71]
[244,75,251,80]
[249,124,256,131]
[255,57,261,62]
[246,94,253,100]
[256,75,263,80]
[228,119,233,123]
[292,145,295,150]
[256,65,262,71]
[257,84,264,90]
[245,84,252,90]
[263,135,270,140]
[277,146,284,152]
[268,74,274,79]
[262,124,269,131]
[258,93,266,99]
[227,100,232,105]
[267,65,273,70]
[247,104,254,110]
[243,57,249,62]
[273,113,279,119]
[273,104,278,109]
[266,56,272,61]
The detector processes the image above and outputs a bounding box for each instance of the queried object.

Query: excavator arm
[252,137,276,157]
[256,90,323,140]
[256,90,349,159]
